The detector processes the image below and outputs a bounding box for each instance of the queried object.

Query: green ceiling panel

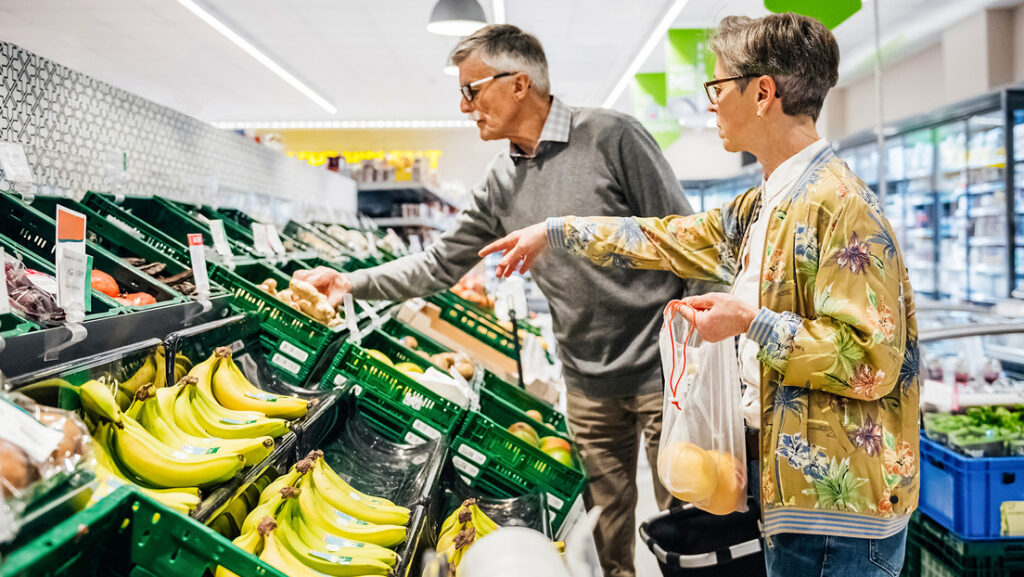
[764,0,862,29]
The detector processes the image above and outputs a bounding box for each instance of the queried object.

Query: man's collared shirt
[509,96,572,161]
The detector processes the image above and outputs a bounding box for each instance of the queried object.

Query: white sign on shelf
[56,245,87,323]
[252,222,272,256]
[366,231,380,259]
[187,233,211,297]
[408,234,423,253]
[0,248,9,315]
[343,293,358,337]
[0,142,34,184]
[266,224,288,255]
[208,219,234,258]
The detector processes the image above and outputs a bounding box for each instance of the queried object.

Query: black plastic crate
[902,512,1024,577]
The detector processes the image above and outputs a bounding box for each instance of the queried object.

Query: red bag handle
[665,301,697,400]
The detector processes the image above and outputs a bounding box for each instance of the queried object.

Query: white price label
[343,293,358,336]
[408,234,423,253]
[452,456,480,478]
[266,224,287,255]
[278,339,309,363]
[546,493,565,511]
[0,248,9,315]
[457,443,486,465]
[404,431,428,445]
[228,339,245,353]
[0,142,34,184]
[187,233,210,297]
[252,223,272,256]
[0,398,65,463]
[412,418,441,439]
[208,219,233,258]
[56,245,87,323]
[333,374,348,387]
[366,231,380,258]
[270,353,301,375]
[105,215,142,239]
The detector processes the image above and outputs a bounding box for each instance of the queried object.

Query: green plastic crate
[452,410,585,531]
[902,512,1024,577]
[321,336,466,438]
[0,231,121,320]
[0,193,183,313]
[211,261,346,385]
[479,371,568,435]
[0,311,38,339]
[26,196,230,301]
[379,318,455,357]
[81,192,193,264]
[354,385,454,445]
[0,486,287,577]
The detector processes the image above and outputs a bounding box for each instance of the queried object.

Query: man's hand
[478,221,548,278]
[292,266,352,308]
[680,292,759,342]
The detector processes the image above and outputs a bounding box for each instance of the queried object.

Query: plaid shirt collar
[509,96,572,160]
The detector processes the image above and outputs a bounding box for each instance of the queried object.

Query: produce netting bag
[657,300,747,515]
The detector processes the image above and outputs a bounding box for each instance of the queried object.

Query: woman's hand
[478,222,549,278]
[292,266,352,308]
[680,292,759,342]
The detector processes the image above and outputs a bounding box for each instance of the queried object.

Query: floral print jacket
[548,146,919,538]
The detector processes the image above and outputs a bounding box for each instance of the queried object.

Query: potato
[454,362,475,380]
[400,336,419,350]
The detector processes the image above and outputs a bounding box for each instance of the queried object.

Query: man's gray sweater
[349,106,697,398]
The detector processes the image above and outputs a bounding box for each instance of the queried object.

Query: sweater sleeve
[747,192,907,401]
[613,115,696,218]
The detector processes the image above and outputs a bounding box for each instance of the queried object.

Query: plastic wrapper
[657,301,747,516]
[0,390,93,543]
[4,255,67,324]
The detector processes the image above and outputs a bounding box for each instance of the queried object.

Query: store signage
[666,29,716,128]
[208,219,234,259]
[288,149,443,169]
[764,0,861,29]
[632,72,680,149]
[55,206,88,323]
[0,142,34,184]
[187,233,211,297]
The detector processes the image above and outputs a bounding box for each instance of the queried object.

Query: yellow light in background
[287,149,444,170]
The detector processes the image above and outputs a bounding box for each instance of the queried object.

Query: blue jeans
[764,528,908,577]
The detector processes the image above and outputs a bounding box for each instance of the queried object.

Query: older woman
[480,13,919,577]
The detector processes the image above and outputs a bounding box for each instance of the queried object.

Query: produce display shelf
[210,261,347,387]
[451,410,584,537]
[26,195,232,303]
[0,486,289,577]
[0,311,39,339]
[478,370,568,435]
[209,206,321,260]
[320,329,467,441]
[903,512,1024,577]
[0,471,98,555]
[276,256,394,322]
[920,436,1024,540]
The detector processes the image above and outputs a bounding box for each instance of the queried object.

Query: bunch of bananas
[112,345,191,410]
[78,346,311,514]
[216,451,411,577]
[436,498,500,574]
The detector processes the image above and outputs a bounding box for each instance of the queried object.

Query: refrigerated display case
[837,88,1024,303]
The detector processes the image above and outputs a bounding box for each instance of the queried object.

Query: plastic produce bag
[0,390,93,543]
[656,301,747,515]
[4,255,67,324]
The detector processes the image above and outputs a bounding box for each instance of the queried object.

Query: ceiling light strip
[600,0,690,109]
[173,0,337,114]
[213,120,477,129]
[493,0,506,24]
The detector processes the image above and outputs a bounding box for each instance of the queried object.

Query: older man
[299,24,699,576]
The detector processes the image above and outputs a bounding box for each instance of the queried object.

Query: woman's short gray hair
[710,13,839,121]
[451,24,550,97]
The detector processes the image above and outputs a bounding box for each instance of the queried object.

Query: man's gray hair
[710,13,839,121]
[451,24,550,97]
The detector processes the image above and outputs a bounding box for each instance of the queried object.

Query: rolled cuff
[546,217,569,249]
[748,306,784,347]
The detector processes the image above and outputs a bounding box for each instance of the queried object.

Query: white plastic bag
[657,301,747,515]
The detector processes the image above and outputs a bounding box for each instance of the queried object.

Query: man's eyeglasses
[704,74,780,105]
[460,72,517,102]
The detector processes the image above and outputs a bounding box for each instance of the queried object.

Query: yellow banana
[295,473,407,548]
[309,457,410,526]
[311,454,402,510]
[277,496,399,566]
[117,355,156,402]
[109,417,245,488]
[438,506,464,541]
[188,348,227,401]
[469,503,499,537]
[215,529,264,577]
[241,485,297,535]
[259,469,303,505]
[223,495,252,536]
[79,379,123,425]
[176,352,194,372]
[177,380,290,439]
[137,385,274,466]
[153,346,168,388]
[212,353,309,419]
[260,522,335,577]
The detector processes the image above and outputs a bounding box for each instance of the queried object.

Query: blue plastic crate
[919,436,1024,540]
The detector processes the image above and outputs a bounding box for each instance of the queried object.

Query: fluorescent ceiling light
[492,0,506,24]
[427,0,488,36]
[601,0,691,109]
[173,0,337,114]
[444,65,460,76]
[214,120,477,130]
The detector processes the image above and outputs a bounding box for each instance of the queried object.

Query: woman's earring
[757,111,764,118]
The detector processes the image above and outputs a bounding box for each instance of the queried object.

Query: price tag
[251,223,272,256]
[343,293,358,336]
[366,231,380,259]
[408,234,423,253]
[208,219,234,258]
[266,224,288,255]
[187,233,210,297]
[0,248,9,315]
[0,398,66,463]
[0,142,34,184]
[57,246,88,323]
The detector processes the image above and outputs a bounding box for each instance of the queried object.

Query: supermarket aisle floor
[635,442,661,577]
